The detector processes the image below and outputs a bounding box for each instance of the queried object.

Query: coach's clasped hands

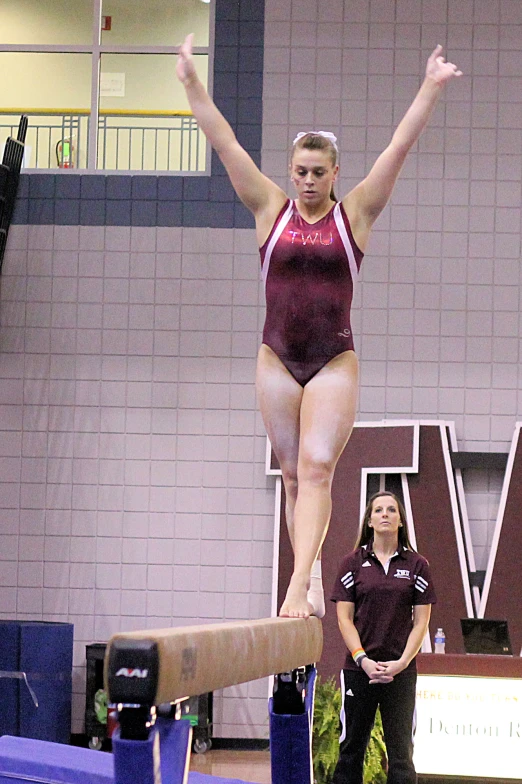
[362,657,406,684]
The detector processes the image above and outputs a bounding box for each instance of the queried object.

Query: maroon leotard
[260,199,364,386]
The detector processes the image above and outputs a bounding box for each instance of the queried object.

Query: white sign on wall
[414,675,522,779]
[100,73,125,97]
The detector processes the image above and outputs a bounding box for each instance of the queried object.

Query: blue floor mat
[189,775,255,784]
[0,736,255,784]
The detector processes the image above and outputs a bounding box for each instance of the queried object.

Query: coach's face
[369,495,402,535]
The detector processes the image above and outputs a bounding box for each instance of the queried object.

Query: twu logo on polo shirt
[394,569,410,579]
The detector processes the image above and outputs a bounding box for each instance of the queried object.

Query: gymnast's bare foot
[307,576,325,619]
[279,574,315,618]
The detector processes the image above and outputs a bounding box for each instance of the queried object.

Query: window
[0,0,212,172]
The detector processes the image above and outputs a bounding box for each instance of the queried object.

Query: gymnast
[176,38,461,618]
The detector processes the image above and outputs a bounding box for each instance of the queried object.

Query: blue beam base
[112,716,191,784]
[269,667,316,784]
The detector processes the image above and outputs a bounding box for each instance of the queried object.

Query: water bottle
[434,627,446,654]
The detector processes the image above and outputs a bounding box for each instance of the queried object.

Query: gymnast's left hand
[425,45,463,85]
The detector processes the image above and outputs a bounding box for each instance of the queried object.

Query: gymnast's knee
[298,453,336,487]
[280,466,299,500]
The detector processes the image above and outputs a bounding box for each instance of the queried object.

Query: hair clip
[292,131,338,151]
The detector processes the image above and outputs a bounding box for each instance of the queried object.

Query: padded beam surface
[105,617,322,704]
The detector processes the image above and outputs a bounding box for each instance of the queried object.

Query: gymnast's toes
[279,598,314,619]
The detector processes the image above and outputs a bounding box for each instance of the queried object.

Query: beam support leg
[269,666,317,784]
[113,706,192,784]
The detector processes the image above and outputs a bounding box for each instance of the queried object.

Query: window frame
[0,0,214,174]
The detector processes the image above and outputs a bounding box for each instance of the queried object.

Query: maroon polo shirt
[331,543,437,672]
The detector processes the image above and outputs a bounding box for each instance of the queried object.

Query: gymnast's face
[368,495,402,536]
[289,149,338,205]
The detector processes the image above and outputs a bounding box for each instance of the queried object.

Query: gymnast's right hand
[177,33,197,85]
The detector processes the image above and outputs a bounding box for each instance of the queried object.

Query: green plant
[312,675,342,784]
[363,706,387,784]
[312,675,387,784]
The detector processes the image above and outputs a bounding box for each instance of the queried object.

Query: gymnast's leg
[257,345,358,618]
[283,350,357,617]
[256,354,324,614]
[256,344,305,594]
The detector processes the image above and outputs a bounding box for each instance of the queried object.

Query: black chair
[0,114,28,273]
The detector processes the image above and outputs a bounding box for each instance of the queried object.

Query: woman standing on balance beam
[177,38,461,618]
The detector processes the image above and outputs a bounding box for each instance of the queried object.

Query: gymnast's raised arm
[344,45,462,249]
[176,34,286,224]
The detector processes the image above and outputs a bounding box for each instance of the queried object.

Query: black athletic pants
[331,668,417,784]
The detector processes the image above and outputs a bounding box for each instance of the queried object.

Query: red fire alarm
[101,15,112,31]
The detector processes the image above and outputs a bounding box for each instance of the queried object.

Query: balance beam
[105,617,322,705]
